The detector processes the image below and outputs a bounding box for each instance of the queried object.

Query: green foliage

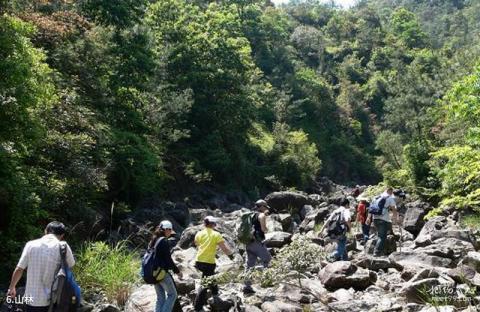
[74,241,140,306]
[460,214,480,231]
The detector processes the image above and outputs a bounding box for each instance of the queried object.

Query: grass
[460,214,480,230]
[73,240,141,307]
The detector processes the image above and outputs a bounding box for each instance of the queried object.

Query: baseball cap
[159,220,175,234]
[255,199,270,209]
[204,216,219,224]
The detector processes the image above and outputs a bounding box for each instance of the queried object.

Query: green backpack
[237,212,257,244]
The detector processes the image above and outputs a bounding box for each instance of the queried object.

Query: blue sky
[271,0,357,8]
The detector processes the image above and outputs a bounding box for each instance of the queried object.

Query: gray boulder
[319,261,377,291]
[177,225,203,249]
[389,251,453,269]
[265,191,310,214]
[261,301,302,312]
[460,251,480,273]
[403,201,432,236]
[354,255,403,272]
[264,231,293,248]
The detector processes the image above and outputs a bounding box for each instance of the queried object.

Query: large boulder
[365,235,398,256]
[460,251,480,273]
[403,201,432,236]
[176,225,203,249]
[264,231,293,248]
[125,285,156,312]
[319,261,377,291]
[265,192,310,215]
[415,216,476,248]
[260,301,302,312]
[354,255,403,272]
[389,251,453,269]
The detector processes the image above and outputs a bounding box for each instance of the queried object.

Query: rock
[429,238,476,259]
[460,251,480,272]
[207,294,236,312]
[135,200,190,227]
[261,300,303,312]
[331,288,354,302]
[354,256,403,272]
[277,213,294,232]
[300,205,314,220]
[266,217,284,232]
[447,265,477,283]
[125,285,156,312]
[419,306,455,312]
[389,251,453,269]
[264,231,292,248]
[92,304,120,312]
[415,216,476,248]
[244,305,263,312]
[365,234,397,256]
[403,201,432,236]
[177,225,203,249]
[175,278,195,296]
[319,261,377,291]
[413,245,455,260]
[265,191,310,215]
[399,278,441,303]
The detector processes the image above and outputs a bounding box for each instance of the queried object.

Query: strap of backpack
[48,243,67,312]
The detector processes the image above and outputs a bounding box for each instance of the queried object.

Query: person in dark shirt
[149,220,182,312]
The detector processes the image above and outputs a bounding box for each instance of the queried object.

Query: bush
[73,241,140,306]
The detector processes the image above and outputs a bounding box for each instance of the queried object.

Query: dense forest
[1,0,479,282]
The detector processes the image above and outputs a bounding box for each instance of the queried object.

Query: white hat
[255,199,270,209]
[159,220,174,233]
[204,216,219,224]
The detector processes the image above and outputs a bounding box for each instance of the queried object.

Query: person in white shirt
[320,198,352,261]
[7,221,75,312]
[367,187,399,257]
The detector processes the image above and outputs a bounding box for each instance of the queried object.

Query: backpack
[141,238,167,284]
[236,212,257,244]
[368,195,388,215]
[48,243,81,312]
[326,210,347,239]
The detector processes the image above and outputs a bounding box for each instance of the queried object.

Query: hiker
[194,216,234,312]
[243,199,272,294]
[367,187,399,257]
[356,198,370,245]
[7,221,75,312]
[149,220,182,312]
[320,198,352,261]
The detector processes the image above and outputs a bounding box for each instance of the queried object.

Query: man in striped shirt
[7,221,75,312]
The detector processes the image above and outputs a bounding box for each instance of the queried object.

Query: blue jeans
[154,273,177,312]
[361,223,370,242]
[332,235,348,261]
[373,219,390,256]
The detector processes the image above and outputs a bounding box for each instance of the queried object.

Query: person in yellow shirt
[193,216,234,311]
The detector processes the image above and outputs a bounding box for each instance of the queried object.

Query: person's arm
[218,241,233,256]
[258,213,267,233]
[7,267,24,297]
[391,205,399,225]
[157,239,180,273]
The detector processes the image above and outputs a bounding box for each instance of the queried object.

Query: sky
[271,0,357,8]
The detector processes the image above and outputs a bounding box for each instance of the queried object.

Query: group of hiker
[6,187,404,312]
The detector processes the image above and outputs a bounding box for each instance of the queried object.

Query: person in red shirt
[356,199,370,245]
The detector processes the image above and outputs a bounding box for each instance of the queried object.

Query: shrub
[73,241,140,306]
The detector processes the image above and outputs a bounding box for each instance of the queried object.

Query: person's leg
[246,242,258,269]
[194,262,209,311]
[362,223,370,242]
[373,220,388,256]
[159,273,177,312]
[154,282,166,312]
[334,236,347,261]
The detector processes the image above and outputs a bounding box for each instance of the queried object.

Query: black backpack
[48,243,81,312]
[326,211,347,238]
[141,238,166,284]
